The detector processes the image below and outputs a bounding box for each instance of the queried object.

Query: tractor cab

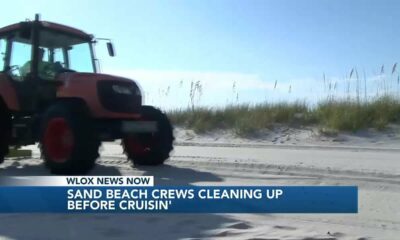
[0,15,114,112]
[0,15,101,81]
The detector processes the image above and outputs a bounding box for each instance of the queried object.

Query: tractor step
[6,148,32,158]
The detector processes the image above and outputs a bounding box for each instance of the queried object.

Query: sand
[0,127,398,239]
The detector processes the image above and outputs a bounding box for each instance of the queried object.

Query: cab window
[10,41,32,81]
[0,38,6,71]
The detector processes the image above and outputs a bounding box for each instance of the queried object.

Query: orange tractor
[0,15,174,174]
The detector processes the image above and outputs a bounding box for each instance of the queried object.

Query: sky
[1,0,400,109]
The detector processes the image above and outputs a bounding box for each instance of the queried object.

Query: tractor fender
[52,97,91,115]
[0,74,19,111]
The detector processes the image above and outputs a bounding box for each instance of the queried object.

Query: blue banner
[0,186,357,213]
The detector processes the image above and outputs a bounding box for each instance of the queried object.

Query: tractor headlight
[98,80,142,113]
[112,84,133,95]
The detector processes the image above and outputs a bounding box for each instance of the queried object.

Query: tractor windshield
[38,30,95,74]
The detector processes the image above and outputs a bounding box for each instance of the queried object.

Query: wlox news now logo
[63,176,154,187]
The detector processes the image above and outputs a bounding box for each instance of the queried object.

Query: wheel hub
[43,118,74,163]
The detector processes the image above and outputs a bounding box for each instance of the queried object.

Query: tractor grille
[97,80,141,113]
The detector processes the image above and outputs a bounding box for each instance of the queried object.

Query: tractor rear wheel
[122,106,174,166]
[0,103,11,163]
[40,102,100,175]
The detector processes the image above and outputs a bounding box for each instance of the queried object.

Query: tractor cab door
[5,30,60,113]
[3,33,38,113]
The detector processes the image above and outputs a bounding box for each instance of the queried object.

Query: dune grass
[316,96,400,131]
[167,96,400,136]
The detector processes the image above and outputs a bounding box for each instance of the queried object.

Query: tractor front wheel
[40,102,100,175]
[122,106,174,166]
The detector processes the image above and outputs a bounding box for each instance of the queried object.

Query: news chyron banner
[0,176,357,213]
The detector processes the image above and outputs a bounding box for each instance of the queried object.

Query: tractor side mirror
[107,42,115,57]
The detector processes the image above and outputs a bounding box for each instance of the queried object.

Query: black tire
[39,102,100,175]
[122,106,174,166]
[0,102,11,163]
